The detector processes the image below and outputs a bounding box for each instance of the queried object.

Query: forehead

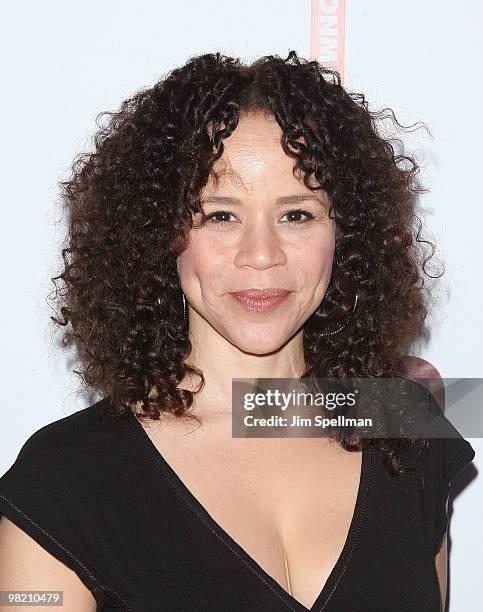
[205,112,308,193]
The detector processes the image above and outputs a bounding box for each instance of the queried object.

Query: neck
[178,307,306,419]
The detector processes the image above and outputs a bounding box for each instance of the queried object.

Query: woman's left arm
[435,496,449,612]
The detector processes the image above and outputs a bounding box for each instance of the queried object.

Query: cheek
[176,233,230,286]
[316,225,336,271]
[290,228,336,282]
[319,236,336,277]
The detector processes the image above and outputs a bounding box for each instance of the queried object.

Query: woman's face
[176,111,336,355]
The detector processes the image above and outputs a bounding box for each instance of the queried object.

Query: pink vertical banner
[310,0,346,84]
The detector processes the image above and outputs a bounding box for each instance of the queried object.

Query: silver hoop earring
[157,294,187,321]
[319,292,358,337]
[182,293,187,321]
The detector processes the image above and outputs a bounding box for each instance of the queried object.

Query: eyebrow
[200,194,325,206]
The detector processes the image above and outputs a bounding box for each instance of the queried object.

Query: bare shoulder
[402,356,445,414]
[0,515,96,612]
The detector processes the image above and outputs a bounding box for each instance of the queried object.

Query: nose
[233,221,287,271]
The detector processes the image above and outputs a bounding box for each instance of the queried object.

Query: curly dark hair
[49,50,442,478]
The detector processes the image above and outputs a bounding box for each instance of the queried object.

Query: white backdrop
[1,1,481,610]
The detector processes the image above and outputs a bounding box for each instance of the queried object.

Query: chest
[100,417,443,611]
[142,427,364,610]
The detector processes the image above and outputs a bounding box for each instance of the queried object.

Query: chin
[227,331,289,356]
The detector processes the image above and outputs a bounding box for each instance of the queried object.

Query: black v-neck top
[0,397,476,612]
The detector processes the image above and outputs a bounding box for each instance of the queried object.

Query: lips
[231,288,289,298]
[229,288,290,312]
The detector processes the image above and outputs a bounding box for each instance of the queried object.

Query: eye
[203,208,316,226]
[281,209,315,224]
[204,210,235,225]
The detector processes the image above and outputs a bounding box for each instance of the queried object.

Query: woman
[0,50,475,611]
